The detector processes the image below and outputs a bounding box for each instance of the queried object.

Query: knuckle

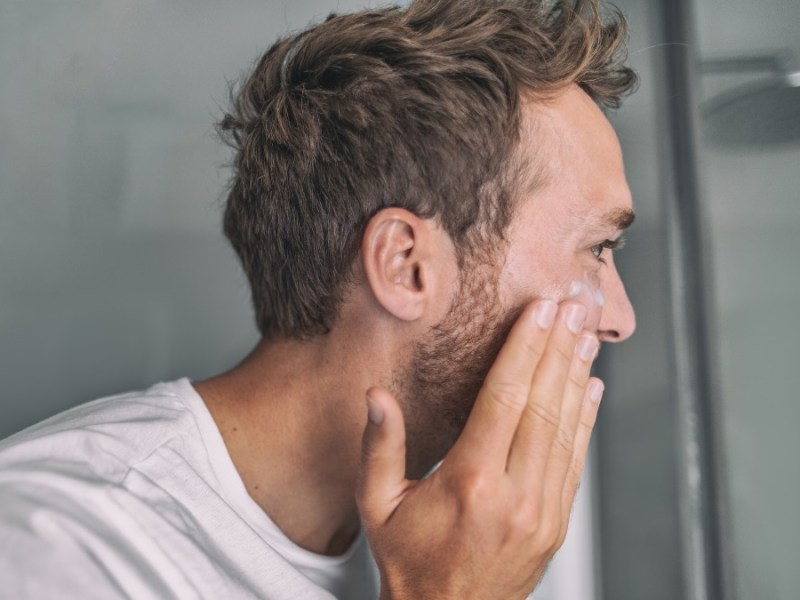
[570,455,587,481]
[567,370,588,391]
[453,470,494,511]
[553,344,575,364]
[359,441,381,463]
[580,407,600,432]
[552,426,575,455]
[509,496,542,534]
[510,513,537,538]
[535,516,562,549]
[579,410,597,430]
[361,435,401,464]
[484,380,528,413]
[528,402,560,430]
[520,335,545,362]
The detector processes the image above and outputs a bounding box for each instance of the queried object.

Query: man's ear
[361,208,446,322]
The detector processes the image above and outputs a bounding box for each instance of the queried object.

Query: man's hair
[218,0,636,339]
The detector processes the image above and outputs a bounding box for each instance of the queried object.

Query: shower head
[702,55,800,147]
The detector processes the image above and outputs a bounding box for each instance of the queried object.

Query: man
[0,0,637,598]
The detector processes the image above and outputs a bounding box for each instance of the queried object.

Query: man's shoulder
[0,379,201,484]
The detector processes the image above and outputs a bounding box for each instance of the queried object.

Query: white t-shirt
[0,379,380,599]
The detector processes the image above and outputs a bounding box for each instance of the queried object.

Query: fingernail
[577,334,599,361]
[566,304,587,334]
[569,280,584,297]
[535,300,558,328]
[588,380,605,404]
[366,393,384,425]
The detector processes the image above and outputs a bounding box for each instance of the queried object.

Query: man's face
[400,86,636,477]
[496,86,636,341]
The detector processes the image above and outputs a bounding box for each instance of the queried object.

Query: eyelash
[590,237,626,264]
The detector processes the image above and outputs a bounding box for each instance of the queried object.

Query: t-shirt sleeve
[0,486,128,599]
[0,481,194,600]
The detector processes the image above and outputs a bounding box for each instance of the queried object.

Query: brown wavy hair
[218,0,637,339]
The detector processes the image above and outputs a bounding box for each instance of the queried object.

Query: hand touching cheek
[357,299,604,600]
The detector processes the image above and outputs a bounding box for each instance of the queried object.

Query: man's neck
[193,335,376,557]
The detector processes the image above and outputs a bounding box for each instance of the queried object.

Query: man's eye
[590,237,626,263]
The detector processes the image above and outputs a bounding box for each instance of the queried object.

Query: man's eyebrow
[602,208,636,231]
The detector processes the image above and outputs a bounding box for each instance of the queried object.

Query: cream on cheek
[529,269,604,332]
[567,270,604,332]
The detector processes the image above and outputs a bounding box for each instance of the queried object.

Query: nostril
[599,329,621,343]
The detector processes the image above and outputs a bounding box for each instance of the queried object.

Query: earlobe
[361,208,432,322]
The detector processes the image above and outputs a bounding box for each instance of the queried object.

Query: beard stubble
[394,254,524,479]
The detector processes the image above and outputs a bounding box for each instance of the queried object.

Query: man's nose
[597,255,636,343]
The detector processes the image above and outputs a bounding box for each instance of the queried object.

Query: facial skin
[396,85,636,476]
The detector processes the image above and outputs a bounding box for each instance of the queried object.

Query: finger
[560,377,603,517]
[506,301,587,480]
[356,387,409,527]
[448,300,557,470]
[538,333,597,518]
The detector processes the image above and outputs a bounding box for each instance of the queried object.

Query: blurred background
[1,1,797,599]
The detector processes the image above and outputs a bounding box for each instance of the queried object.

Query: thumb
[356,386,408,527]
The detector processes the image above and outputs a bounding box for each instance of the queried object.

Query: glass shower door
[692,0,800,597]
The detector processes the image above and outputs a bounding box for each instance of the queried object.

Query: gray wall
[0,1,359,438]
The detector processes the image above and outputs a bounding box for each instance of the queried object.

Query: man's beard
[393,256,524,479]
